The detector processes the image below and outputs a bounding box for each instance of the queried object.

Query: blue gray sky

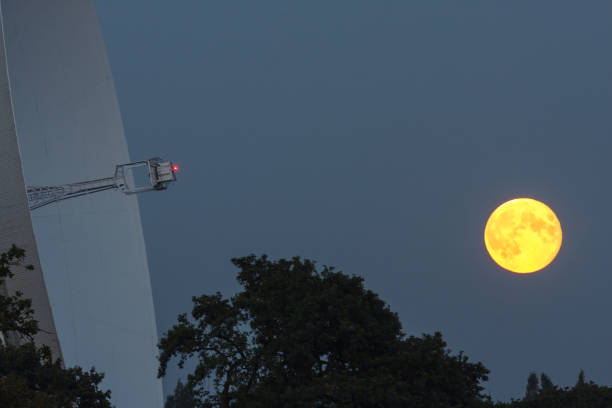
[94,1,612,401]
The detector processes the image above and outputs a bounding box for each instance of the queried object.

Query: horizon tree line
[0,245,610,407]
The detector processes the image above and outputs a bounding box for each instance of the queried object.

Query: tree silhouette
[0,245,112,407]
[165,379,198,408]
[0,245,38,341]
[495,370,612,408]
[158,255,490,407]
[576,369,586,387]
[540,373,554,391]
[526,372,539,400]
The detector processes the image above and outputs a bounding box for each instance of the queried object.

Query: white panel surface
[1,1,163,406]
[0,4,61,359]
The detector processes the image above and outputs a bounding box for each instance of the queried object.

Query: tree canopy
[165,379,199,408]
[159,255,490,407]
[0,245,112,408]
[0,245,38,341]
[494,371,612,408]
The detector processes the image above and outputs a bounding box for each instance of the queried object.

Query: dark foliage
[525,373,539,400]
[539,373,553,391]
[0,245,112,407]
[0,343,111,407]
[159,255,489,407]
[576,369,585,387]
[165,379,199,408]
[494,371,612,408]
[0,245,38,340]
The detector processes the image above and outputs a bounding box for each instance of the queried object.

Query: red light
[171,165,179,172]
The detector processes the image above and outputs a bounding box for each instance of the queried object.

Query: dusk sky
[94,1,612,401]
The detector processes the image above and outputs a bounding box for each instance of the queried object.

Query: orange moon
[484,198,562,273]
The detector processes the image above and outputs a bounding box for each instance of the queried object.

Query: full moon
[484,198,562,273]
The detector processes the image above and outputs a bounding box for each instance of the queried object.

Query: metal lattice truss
[27,158,178,210]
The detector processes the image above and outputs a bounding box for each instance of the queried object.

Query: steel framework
[27,158,177,210]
